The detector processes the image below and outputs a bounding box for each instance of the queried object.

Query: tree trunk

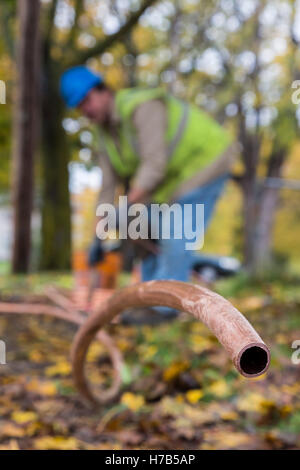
[12,0,40,273]
[249,149,285,276]
[242,178,258,269]
[239,130,260,272]
[250,186,280,275]
[39,61,72,271]
[241,147,285,277]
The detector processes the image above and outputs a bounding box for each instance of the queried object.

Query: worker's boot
[119,306,178,325]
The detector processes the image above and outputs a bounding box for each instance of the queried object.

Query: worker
[60,65,239,323]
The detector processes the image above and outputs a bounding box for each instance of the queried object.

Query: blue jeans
[141,173,230,292]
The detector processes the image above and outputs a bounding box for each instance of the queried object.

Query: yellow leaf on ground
[26,422,43,437]
[160,396,185,417]
[190,335,213,354]
[275,333,288,344]
[280,404,293,417]
[186,389,204,404]
[282,383,300,395]
[237,393,275,413]
[204,430,251,449]
[116,338,132,352]
[220,410,239,421]
[86,342,105,361]
[236,296,265,310]
[34,436,79,450]
[190,322,206,334]
[251,372,267,382]
[45,361,71,377]
[208,380,230,397]
[163,360,189,381]
[121,392,145,412]
[139,344,158,361]
[175,394,184,403]
[26,378,57,396]
[11,411,38,424]
[160,397,214,426]
[28,350,44,363]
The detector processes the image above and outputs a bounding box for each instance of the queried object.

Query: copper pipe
[0,300,123,404]
[44,285,77,313]
[71,280,270,406]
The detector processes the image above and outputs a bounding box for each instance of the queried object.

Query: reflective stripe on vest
[167,101,189,158]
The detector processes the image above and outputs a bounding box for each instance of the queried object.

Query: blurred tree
[12,0,41,273]
[154,0,300,276]
[218,0,300,276]
[39,0,156,270]
[0,0,156,271]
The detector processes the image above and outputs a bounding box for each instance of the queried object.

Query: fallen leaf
[34,436,79,450]
[186,389,204,404]
[163,360,189,382]
[121,392,145,412]
[45,361,71,377]
[26,378,57,396]
[11,411,38,424]
[208,379,230,397]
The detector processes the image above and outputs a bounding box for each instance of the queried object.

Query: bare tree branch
[44,0,58,44]
[64,0,84,51]
[68,0,157,66]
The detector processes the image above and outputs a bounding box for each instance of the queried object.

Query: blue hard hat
[60,65,103,108]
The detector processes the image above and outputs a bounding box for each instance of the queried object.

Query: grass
[215,269,300,302]
[0,271,74,296]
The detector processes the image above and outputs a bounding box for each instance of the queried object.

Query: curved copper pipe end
[236,342,270,378]
[70,281,272,405]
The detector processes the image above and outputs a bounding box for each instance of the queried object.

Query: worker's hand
[87,236,105,267]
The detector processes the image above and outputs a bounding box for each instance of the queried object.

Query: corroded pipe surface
[71,280,270,406]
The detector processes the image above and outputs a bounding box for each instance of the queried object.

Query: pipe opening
[240,346,269,375]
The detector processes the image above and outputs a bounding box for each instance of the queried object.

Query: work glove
[87,236,105,267]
